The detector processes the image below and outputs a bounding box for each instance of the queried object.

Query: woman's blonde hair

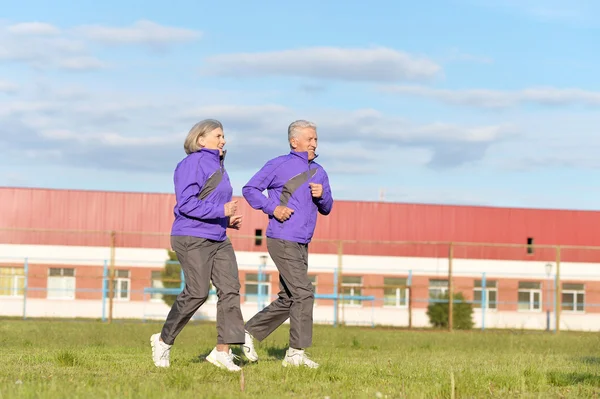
[183,119,223,155]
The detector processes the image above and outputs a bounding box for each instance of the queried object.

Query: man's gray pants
[245,238,315,349]
[160,236,245,346]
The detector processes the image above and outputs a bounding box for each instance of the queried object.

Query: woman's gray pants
[160,235,245,345]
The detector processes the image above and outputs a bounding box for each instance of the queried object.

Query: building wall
[1,243,599,330]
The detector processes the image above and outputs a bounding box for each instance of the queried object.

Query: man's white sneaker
[150,333,172,368]
[243,330,258,362]
[282,348,319,369]
[206,347,241,372]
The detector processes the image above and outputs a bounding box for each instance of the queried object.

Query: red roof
[1,186,599,262]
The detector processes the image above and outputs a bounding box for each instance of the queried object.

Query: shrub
[426,291,474,330]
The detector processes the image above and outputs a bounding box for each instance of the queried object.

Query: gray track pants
[245,238,315,349]
[160,236,245,346]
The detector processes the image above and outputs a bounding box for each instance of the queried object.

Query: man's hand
[273,205,294,222]
[224,200,238,217]
[228,214,243,230]
[309,183,323,199]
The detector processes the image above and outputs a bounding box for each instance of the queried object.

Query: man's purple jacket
[242,151,333,244]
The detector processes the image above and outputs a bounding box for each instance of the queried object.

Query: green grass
[2,319,600,398]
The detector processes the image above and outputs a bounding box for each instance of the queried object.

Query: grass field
[2,319,600,398]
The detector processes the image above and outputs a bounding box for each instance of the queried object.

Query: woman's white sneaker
[206,347,241,372]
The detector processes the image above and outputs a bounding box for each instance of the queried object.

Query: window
[473,280,497,310]
[150,271,163,301]
[0,267,25,297]
[341,276,362,306]
[254,229,263,246]
[47,268,76,299]
[429,279,448,301]
[518,281,541,311]
[562,283,584,312]
[527,237,534,254]
[245,273,271,303]
[383,277,408,308]
[112,270,130,301]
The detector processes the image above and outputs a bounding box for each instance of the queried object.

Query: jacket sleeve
[174,157,225,220]
[242,158,281,215]
[315,168,333,215]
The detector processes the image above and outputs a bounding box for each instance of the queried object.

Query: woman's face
[199,127,226,155]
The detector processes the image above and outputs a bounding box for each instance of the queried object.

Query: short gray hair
[183,119,223,155]
[288,119,317,142]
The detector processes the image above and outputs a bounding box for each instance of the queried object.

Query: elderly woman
[150,119,245,372]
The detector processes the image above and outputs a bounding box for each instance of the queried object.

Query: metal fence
[1,227,600,332]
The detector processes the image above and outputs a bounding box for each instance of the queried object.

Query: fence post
[407,269,413,329]
[336,240,344,327]
[108,231,116,324]
[448,242,454,332]
[481,272,486,331]
[23,257,29,320]
[101,260,108,322]
[555,245,561,334]
[258,255,267,312]
[333,267,338,328]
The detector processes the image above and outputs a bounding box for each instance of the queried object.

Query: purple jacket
[242,151,333,244]
[170,148,231,241]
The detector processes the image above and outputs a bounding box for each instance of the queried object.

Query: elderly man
[241,120,333,368]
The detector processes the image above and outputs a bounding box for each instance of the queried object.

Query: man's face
[290,127,318,160]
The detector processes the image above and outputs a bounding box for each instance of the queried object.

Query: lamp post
[545,263,553,332]
[258,255,268,311]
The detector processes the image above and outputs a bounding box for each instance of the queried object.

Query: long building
[1,186,599,331]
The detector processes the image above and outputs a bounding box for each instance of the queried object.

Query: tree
[426,291,474,330]
[161,249,182,307]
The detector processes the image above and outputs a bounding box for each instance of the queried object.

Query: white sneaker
[282,348,319,369]
[243,330,258,362]
[206,347,241,372]
[150,333,172,368]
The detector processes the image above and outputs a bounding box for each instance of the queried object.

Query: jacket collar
[200,148,226,159]
[290,150,318,163]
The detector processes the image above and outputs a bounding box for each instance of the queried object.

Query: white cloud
[56,56,109,71]
[76,20,202,48]
[381,85,600,108]
[0,19,200,71]
[203,46,442,82]
[0,80,18,94]
[0,82,511,174]
[7,22,60,35]
[0,22,103,71]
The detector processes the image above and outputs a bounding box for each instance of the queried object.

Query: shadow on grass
[580,356,600,365]
[191,349,213,364]
[266,347,287,360]
[547,371,600,387]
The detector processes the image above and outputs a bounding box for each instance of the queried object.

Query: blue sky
[1,0,599,209]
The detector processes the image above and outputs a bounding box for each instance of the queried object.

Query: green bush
[426,291,474,330]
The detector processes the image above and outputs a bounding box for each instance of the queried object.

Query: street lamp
[545,263,553,331]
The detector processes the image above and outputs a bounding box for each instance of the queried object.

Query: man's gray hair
[288,119,317,142]
[183,119,223,155]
